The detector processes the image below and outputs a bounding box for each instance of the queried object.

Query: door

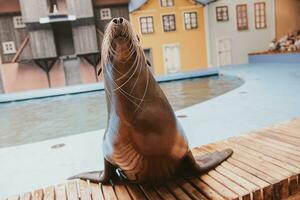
[217,38,232,66]
[53,22,75,56]
[164,44,181,73]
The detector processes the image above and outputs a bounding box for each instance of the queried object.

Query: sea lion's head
[100,17,145,76]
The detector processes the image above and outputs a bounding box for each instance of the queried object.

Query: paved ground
[0,63,300,198]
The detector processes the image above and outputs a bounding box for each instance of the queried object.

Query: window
[160,0,174,7]
[216,6,229,22]
[184,12,198,30]
[236,4,248,31]
[2,41,16,54]
[140,16,154,34]
[49,0,58,13]
[13,16,25,28]
[100,8,112,20]
[162,14,176,32]
[254,2,266,29]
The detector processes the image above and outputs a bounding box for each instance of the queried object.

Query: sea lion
[69,17,233,184]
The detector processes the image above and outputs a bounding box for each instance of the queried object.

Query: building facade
[0,0,129,94]
[205,0,276,66]
[129,0,209,75]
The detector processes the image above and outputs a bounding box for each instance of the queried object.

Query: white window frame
[139,16,154,34]
[183,11,198,30]
[100,8,112,20]
[162,14,176,32]
[13,16,25,28]
[160,0,174,8]
[2,41,16,54]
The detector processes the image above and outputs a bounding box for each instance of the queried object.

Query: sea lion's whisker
[105,64,144,102]
[112,55,141,92]
[135,65,149,112]
[130,58,143,94]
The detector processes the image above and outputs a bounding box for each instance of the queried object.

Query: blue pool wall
[249,53,300,64]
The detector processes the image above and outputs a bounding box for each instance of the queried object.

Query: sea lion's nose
[112,17,124,25]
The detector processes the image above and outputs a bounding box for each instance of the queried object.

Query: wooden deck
[3,118,300,200]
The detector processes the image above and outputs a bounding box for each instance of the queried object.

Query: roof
[0,0,20,13]
[94,0,129,7]
[129,0,217,12]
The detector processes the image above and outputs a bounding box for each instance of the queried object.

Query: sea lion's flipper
[184,149,233,174]
[68,159,117,183]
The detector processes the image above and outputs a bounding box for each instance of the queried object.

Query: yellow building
[129,0,209,75]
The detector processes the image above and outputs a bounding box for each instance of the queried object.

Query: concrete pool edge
[0,67,219,103]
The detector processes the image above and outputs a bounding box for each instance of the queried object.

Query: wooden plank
[216,165,262,200]
[175,178,206,200]
[200,174,239,200]
[139,185,161,200]
[274,125,300,137]
[11,36,29,62]
[28,28,57,59]
[166,181,192,200]
[208,170,251,200]
[201,145,282,199]
[188,177,226,200]
[102,184,118,200]
[114,184,132,200]
[251,132,300,157]
[236,137,300,174]
[66,181,79,200]
[288,176,300,196]
[221,162,272,200]
[250,133,300,162]
[55,184,67,200]
[66,0,94,18]
[225,141,292,179]
[260,130,300,147]
[32,189,43,200]
[276,128,300,141]
[72,24,99,55]
[43,186,55,200]
[207,142,290,199]
[79,181,92,200]
[200,145,278,183]
[90,183,104,200]
[153,185,176,200]
[126,184,146,200]
[19,0,48,22]
[20,193,31,200]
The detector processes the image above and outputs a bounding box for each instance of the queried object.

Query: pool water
[0,75,243,148]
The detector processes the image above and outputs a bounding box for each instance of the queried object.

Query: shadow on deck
[3,118,300,200]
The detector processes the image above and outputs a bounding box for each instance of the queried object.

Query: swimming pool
[0,75,243,148]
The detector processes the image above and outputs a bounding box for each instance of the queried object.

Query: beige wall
[275,0,300,38]
[0,63,49,93]
[0,62,66,93]
[49,60,66,88]
[79,58,99,84]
